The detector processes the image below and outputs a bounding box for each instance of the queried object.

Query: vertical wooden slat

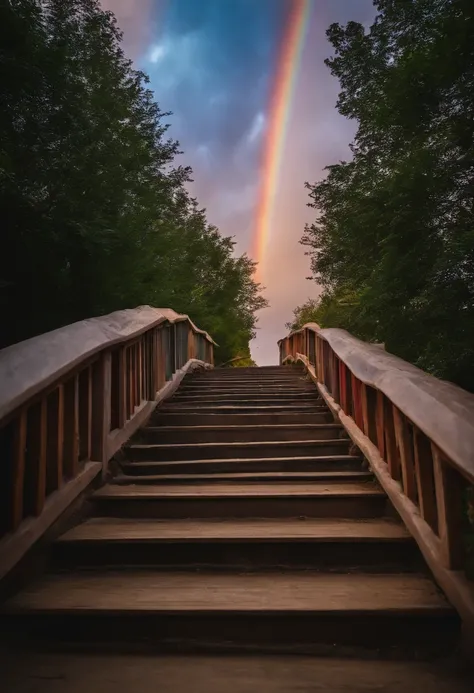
[351,374,364,430]
[144,332,151,399]
[63,376,79,479]
[46,385,64,492]
[154,328,160,393]
[361,385,377,444]
[432,446,465,570]
[138,340,143,401]
[127,346,134,416]
[360,383,369,437]
[27,399,47,515]
[117,347,127,426]
[332,354,340,403]
[413,428,438,532]
[393,408,417,502]
[384,401,400,481]
[375,391,385,458]
[11,410,27,530]
[339,361,347,411]
[91,353,112,477]
[78,367,92,462]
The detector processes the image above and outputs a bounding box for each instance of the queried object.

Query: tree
[0,0,267,363]
[301,0,474,390]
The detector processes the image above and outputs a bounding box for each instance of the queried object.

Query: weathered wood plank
[46,385,64,492]
[0,462,101,581]
[393,408,417,503]
[5,572,451,613]
[413,429,438,532]
[58,517,410,544]
[63,376,79,479]
[432,446,466,570]
[11,410,27,530]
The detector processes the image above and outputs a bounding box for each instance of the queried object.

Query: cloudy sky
[101,0,376,364]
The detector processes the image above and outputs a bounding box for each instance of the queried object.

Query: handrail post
[91,351,112,479]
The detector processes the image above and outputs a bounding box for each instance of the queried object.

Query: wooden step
[91,482,387,519]
[158,404,328,415]
[114,470,372,484]
[52,517,419,572]
[152,411,333,426]
[4,653,470,691]
[1,572,458,655]
[182,375,314,387]
[189,369,302,378]
[137,424,344,444]
[126,439,351,462]
[179,383,316,391]
[165,398,323,409]
[170,392,321,403]
[119,454,364,476]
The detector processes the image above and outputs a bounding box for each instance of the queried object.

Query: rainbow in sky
[252,0,312,282]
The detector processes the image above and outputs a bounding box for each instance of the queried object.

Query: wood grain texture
[11,410,27,530]
[3,652,472,693]
[0,462,101,581]
[5,571,451,613]
[93,481,384,499]
[58,517,411,543]
[313,374,474,634]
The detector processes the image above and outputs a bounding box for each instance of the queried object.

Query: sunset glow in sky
[101,0,376,364]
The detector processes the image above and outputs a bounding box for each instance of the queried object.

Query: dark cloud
[102,0,377,364]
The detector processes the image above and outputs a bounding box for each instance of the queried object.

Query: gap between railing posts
[278,322,474,634]
[0,306,216,579]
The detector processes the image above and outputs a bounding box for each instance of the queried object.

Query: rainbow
[252,0,312,282]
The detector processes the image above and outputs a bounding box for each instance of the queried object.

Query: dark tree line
[294,0,474,391]
[0,0,266,364]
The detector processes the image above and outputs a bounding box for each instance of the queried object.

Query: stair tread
[128,439,348,451]
[120,456,363,471]
[4,571,451,614]
[115,471,370,482]
[58,517,411,543]
[144,424,341,432]
[122,454,361,465]
[93,482,383,499]
[160,405,327,411]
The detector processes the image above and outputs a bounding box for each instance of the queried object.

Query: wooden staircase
[1,365,460,656]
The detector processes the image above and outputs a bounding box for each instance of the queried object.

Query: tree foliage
[0,0,267,364]
[301,0,474,390]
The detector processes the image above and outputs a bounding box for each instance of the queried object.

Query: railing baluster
[25,399,47,515]
[361,384,377,444]
[384,401,400,481]
[63,375,79,479]
[375,391,385,458]
[79,367,92,462]
[413,428,438,532]
[46,385,64,492]
[432,446,466,570]
[11,410,27,530]
[91,353,111,472]
[393,408,417,502]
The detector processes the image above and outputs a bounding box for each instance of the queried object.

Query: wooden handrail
[0,306,215,578]
[279,323,474,630]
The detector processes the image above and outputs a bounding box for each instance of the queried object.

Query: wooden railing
[279,323,474,631]
[0,306,215,578]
